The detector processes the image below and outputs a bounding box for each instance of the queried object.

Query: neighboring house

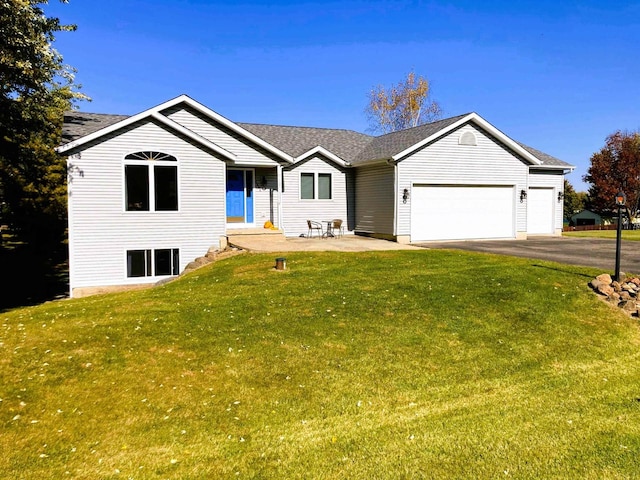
[58,95,574,297]
[570,209,603,227]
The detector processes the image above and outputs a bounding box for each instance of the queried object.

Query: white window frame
[123,151,180,212]
[126,248,180,278]
[299,172,332,201]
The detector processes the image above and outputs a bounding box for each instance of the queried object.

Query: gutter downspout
[66,156,75,297]
[277,164,284,234]
[392,159,398,239]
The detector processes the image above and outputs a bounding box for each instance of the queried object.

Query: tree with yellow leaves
[365,71,442,134]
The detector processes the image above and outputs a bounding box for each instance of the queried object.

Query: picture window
[300,172,332,200]
[124,151,178,211]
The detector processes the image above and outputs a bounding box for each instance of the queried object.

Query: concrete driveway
[418,237,640,274]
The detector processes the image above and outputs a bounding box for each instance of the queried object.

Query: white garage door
[411,185,515,241]
[527,188,555,234]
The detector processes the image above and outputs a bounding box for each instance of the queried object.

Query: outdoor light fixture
[614,190,626,281]
[258,176,268,189]
[402,188,410,204]
[520,189,527,203]
[557,191,564,202]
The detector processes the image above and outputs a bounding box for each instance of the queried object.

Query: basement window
[127,249,179,277]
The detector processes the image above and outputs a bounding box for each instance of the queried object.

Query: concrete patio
[227,232,420,252]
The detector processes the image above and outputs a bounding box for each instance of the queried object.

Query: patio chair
[332,219,345,237]
[307,220,323,238]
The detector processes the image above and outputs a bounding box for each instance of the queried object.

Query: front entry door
[226,169,254,224]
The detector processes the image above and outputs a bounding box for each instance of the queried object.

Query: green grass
[564,229,640,240]
[2,250,640,479]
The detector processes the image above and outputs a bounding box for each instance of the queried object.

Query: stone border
[176,246,245,276]
[590,273,640,316]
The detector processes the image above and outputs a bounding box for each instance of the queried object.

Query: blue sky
[46,0,640,191]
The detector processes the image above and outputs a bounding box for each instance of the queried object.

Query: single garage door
[411,185,515,241]
[527,188,554,234]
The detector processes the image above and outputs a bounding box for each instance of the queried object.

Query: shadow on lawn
[531,263,596,279]
[0,242,69,312]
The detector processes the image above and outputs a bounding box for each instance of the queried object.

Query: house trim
[391,113,543,166]
[225,167,256,227]
[57,95,296,164]
[295,146,349,167]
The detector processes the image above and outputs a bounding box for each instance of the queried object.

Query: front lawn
[1,250,639,479]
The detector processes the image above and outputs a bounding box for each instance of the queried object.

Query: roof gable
[352,114,470,165]
[352,113,555,168]
[59,96,572,170]
[57,95,293,163]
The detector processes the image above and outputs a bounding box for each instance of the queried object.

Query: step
[226,227,284,236]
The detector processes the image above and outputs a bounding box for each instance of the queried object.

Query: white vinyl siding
[281,155,348,236]
[252,168,280,226]
[529,169,564,233]
[396,124,529,238]
[67,120,226,293]
[354,163,395,235]
[164,106,282,167]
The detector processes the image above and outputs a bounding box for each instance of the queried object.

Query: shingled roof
[352,114,470,164]
[61,110,572,169]
[238,123,372,162]
[62,112,129,144]
[516,141,567,167]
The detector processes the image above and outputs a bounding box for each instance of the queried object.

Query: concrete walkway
[227,234,420,252]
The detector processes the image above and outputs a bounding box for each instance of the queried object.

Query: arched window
[459,131,477,146]
[124,151,177,162]
[124,151,178,211]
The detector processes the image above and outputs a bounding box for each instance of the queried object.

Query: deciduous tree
[365,71,442,134]
[583,131,640,220]
[563,179,585,219]
[0,0,86,248]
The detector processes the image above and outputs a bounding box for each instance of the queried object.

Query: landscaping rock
[594,281,615,297]
[622,283,636,293]
[608,292,621,304]
[591,273,640,317]
[596,273,613,284]
[620,300,638,315]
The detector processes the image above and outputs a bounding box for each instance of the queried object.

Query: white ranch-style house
[59,95,574,297]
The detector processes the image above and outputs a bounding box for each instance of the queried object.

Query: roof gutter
[350,157,391,167]
[529,164,575,173]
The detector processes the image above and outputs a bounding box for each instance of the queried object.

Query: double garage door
[411,185,515,242]
[410,185,556,242]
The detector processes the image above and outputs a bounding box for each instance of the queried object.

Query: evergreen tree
[0,0,86,248]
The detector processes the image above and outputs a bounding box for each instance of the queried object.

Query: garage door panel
[527,188,554,234]
[411,185,515,241]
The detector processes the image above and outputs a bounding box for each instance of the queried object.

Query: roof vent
[459,131,477,146]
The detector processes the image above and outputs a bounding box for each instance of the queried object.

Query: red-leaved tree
[584,131,640,219]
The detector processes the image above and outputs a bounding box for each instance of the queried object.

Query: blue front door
[226,169,253,223]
